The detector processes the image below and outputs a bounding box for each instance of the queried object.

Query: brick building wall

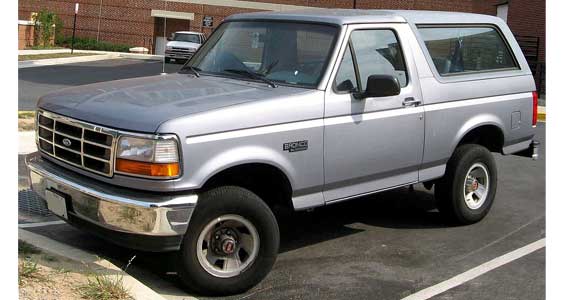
[18,22,35,50]
[473,0,545,62]
[507,0,545,62]
[18,0,544,63]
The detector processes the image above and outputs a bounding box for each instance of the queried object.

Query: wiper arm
[223,69,277,88]
[179,65,201,77]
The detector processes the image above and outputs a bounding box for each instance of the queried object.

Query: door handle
[403,97,421,107]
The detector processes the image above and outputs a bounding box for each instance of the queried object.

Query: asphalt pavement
[18,59,545,299]
[18,59,183,110]
[19,126,545,300]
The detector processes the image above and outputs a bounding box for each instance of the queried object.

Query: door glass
[350,30,408,89]
[334,44,358,92]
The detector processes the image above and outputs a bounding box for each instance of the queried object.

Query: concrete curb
[18,131,36,155]
[19,228,170,300]
[19,54,116,69]
[20,49,75,55]
[117,52,164,61]
[19,51,163,69]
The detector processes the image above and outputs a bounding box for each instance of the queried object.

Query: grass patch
[18,111,35,119]
[19,52,98,61]
[28,46,66,50]
[77,274,132,300]
[19,258,44,283]
[18,111,36,131]
[19,240,41,255]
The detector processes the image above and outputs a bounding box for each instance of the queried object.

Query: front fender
[190,145,297,191]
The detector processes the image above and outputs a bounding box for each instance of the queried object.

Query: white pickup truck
[165,31,206,63]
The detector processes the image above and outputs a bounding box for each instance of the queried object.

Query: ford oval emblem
[62,138,72,147]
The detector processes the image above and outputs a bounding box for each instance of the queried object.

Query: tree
[32,10,63,47]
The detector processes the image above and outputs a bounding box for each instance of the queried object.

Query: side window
[334,44,358,92]
[418,26,517,75]
[350,29,408,88]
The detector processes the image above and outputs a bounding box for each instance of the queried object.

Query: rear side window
[418,26,517,75]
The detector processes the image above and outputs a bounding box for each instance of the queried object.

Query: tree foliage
[33,10,63,47]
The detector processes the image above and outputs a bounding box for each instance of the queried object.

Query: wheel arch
[200,162,294,211]
[452,116,506,154]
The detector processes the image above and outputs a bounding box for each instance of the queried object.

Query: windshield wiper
[179,65,201,77]
[223,69,278,88]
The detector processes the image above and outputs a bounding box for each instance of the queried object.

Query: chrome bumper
[26,152,198,237]
[165,51,194,60]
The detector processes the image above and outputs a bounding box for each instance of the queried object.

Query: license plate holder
[45,189,68,219]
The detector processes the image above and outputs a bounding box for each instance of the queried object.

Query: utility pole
[71,3,79,54]
[96,0,103,42]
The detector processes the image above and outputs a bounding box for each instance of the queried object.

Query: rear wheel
[177,186,279,295]
[435,144,498,224]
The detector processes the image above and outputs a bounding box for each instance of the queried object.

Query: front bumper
[165,50,194,60]
[26,152,198,251]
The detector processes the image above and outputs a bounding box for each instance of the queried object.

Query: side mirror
[166,37,172,41]
[356,75,401,99]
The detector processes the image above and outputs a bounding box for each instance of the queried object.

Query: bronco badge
[283,140,308,152]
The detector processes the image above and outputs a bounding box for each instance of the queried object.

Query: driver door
[323,23,425,202]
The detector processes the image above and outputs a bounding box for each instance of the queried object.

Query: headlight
[115,136,180,178]
[166,45,173,51]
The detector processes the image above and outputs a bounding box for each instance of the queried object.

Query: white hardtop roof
[227,9,503,26]
[174,31,203,35]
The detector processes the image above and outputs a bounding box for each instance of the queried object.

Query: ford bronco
[27,9,539,295]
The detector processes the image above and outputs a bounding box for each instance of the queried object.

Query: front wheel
[435,144,498,224]
[177,186,279,295]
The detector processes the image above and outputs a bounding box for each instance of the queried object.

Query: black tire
[165,57,171,63]
[177,186,279,296]
[435,144,498,224]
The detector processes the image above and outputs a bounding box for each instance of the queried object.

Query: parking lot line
[456,215,544,261]
[401,238,546,300]
[18,220,66,228]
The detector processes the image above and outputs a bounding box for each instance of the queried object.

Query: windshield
[186,21,339,88]
[174,33,201,43]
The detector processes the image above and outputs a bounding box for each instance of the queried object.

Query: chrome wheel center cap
[221,238,236,255]
[471,179,479,191]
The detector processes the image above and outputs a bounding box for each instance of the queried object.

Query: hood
[37,74,309,133]
[166,40,201,49]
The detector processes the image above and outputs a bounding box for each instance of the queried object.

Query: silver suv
[27,9,539,295]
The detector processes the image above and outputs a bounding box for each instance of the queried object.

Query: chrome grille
[172,47,196,53]
[36,110,117,177]
[166,47,196,59]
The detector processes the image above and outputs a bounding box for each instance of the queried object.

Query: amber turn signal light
[116,158,180,177]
